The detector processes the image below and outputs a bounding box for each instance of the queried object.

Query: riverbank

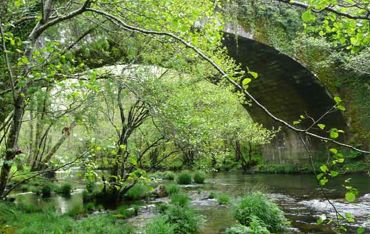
[3,171,369,233]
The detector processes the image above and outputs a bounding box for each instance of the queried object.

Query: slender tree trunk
[38,121,77,170]
[0,96,25,197]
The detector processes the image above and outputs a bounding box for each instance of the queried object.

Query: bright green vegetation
[216,193,232,205]
[170,193,190,207]
[163,172,176,181]
[145,216,175,234]
[0,0,368,233]
[125,184,150,201]
[0,203,134,234]
[164,184,181,195]
[176,172,193,185]
[193,172,205,184]
[233,192,289,232]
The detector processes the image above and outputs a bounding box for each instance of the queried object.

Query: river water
[12,171,370,233]
[192,172,370,233]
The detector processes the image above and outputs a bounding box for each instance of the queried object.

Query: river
[12,171,370,233]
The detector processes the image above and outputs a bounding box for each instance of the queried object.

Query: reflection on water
[15,190,83,214]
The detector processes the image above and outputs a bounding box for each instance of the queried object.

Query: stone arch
[223,33,348,163]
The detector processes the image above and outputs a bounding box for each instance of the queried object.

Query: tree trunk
[0,96,25,197]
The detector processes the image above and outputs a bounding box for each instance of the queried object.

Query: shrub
[56,183,72,197]
[247,216,270,234]
[145,216,175,234]
[164,205,201,234]
[40,183,52,197]
[170,193,190,207]
[164,184,180,195]
[193,172,205,184]
[125,184,149,200]
[233,192,288,232]
[163,171,175,180]
[176,172,192,185]
[217,193,231,205]
[73,214,134,234]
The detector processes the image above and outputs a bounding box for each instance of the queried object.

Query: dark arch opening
[223,33,348,163]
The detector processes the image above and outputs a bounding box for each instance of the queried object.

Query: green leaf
[345,213,355,223]
[337,158,345,163]
[242,78,252,86]
[318,124,326,130]
[248,71,258,79]
[337,105,346,111]
[317,214,327,224]
[319,177,328,186]
[320,165,329,173]
[293,120,301,125]
[302,10,316,22]
[334,96,342,104]
[330,170,339,177]
[345,191,356,202]
[329,148,338,154]
[316,173,324,180]
[329,129,339,139]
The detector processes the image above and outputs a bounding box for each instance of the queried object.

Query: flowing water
[12,171,370,233]
[189,172,370,233]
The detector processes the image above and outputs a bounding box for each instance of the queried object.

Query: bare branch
[29,0,91,42]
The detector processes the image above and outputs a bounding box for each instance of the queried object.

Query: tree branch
[276,0,370,20]
[87,8,370,154]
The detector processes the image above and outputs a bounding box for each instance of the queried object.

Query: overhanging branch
[86,8,370,154]
[276,0,370,20]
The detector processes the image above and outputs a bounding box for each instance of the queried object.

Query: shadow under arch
[223,33,348,164]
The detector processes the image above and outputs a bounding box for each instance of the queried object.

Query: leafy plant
[170,193,190,207]
[56,183,72,197]
[176,172,192,185]
[217,193,231,205]
[164,205,201,234]
[40,183,53,198]
[165,184,180,195]
[163,171,175,180]
[193,171,205,184]
[125,184,149,200]
[234,192,288,232]
[145,216,175,234]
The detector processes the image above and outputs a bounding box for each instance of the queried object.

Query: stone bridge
[222,32,348,164]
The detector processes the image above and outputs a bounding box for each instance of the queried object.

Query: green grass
[125,184,150,200]
[0,202,134,234]
[145,216,175,234]
[164,183,180,195]
[193,171,205,184]
[176,172,192,185]
[170,193,190,207]
[163,171,176,180]
[216,193,231,205]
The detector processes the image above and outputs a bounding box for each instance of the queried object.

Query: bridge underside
[223,34,348,163]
